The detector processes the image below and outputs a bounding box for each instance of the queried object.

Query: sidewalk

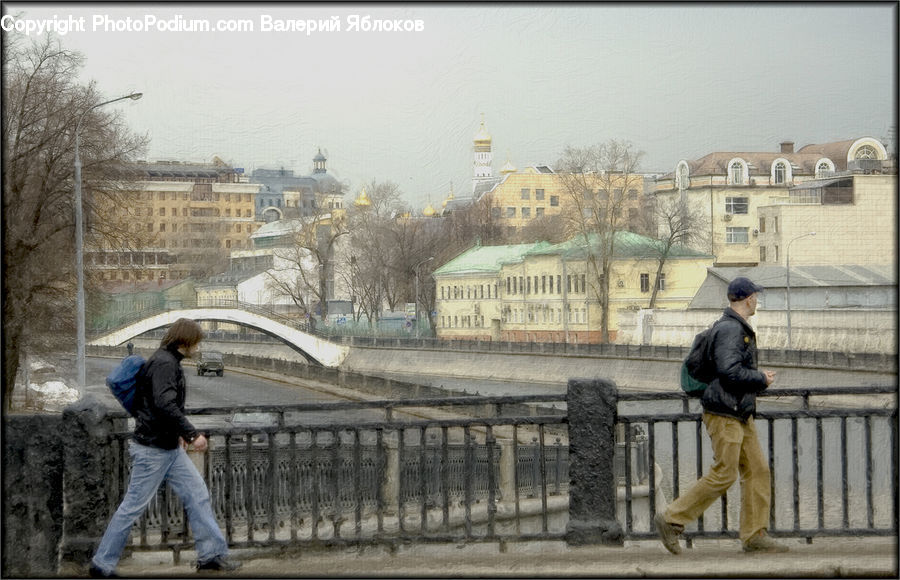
[109,536,897,578]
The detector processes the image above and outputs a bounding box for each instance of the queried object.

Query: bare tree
[642,195,709,308]
[2,35,147,406]
[556,140,644,343]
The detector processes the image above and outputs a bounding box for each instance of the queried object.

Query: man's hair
[160,318,204,350]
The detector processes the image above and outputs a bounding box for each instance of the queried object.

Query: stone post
[564,378,624,545]
[381,431,400,516]
[498,439,516,503]
[60,395,119,566]
[2,414,65,577]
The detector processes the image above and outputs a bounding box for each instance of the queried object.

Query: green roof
[530,231,713,260]
[433,242,551,276]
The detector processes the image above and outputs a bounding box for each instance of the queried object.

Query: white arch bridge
[88,304,348,367]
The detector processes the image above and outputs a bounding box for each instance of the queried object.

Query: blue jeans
[92,441,228,574]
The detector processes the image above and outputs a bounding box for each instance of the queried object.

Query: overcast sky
[4,3,896,209]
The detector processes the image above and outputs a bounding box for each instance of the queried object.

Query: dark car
[197,351,224,377]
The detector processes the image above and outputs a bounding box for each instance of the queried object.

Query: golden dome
[423,204,437,217]
[474,114,491,145]
[442,183,455,208]
[354,187,371,207]
[500,156,517,174]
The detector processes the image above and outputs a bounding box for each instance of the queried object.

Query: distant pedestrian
[126,342,134,356]
[90,318,240,577]
[655,277,788,554]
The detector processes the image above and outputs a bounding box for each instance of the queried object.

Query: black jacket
[132,344,199,449]
[700,307,769,421]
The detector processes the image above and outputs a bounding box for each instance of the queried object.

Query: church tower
[472,114,494,193]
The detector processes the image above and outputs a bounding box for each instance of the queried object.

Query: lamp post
[414,256,434,339]
[785,231,815,351]
[74,92,142,392]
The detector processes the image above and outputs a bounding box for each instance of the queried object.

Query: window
[521,188,530,200]
[774,245,779,262]
[583,190,594,202]
[550,196,559,207]
[521,207,531,218]
[549,275,553,293]
[556,275,561,294]
[726,227,750,244]
[730,161,744,185]
[725,197,749,214]
[628,189,639,200]
[659,273,666,291]
[628,208,639,220]
[171,208,177,216]
[855,145,877,159]
[526,277,531,294]
[773,217,779,233]
[158,207,165,216]
[541,275,546,293]
[816,160,834,178]
[759,246,767,262]
[159,223,166,232]
[774,162,786,184]
[758,217,766,233]
[536,207,545,218]
[491,207,501,219]
[535,188,545,200]
[640,273,650,293]
[506,207,516,218]
[567,275,572,293]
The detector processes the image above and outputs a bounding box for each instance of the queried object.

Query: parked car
[197,351,224,377]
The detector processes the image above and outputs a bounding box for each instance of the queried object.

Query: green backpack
[680,324,718,397]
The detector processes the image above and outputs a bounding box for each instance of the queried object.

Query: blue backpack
[106,354,145,414]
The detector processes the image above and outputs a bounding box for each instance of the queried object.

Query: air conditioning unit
[723,213,733,221]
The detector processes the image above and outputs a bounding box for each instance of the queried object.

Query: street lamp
[74,92,142,392]
[414,256,434,339]
[785,231,815,351]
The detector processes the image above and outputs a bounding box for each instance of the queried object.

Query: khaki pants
[664,412,770,543]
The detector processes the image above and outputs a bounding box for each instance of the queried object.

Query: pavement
[90,536,897,578]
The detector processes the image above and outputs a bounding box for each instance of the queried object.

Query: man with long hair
[90,319,240,577]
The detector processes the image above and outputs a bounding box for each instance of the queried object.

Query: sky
[3,3,896,210]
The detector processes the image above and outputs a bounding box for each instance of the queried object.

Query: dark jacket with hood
[700,307,769,421]
[132,344,199,449]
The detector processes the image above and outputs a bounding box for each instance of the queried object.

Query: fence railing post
[498,439,516,503]
[382,431,400,516]
[564,378,624,546]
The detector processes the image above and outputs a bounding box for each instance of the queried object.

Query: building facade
[250,149,345,222]
[756,174,896,267]
[654,137,891,266]
[434,232,713,343]
[86,159,263,282]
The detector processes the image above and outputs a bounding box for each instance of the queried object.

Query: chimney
[780,141,794,154]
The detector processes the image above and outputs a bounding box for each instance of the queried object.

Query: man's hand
[763,370,776,386]
[191,434,208,452]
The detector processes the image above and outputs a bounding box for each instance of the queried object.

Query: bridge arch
[89,308,348,367]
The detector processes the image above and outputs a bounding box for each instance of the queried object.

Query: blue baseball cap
[727,277,764,301]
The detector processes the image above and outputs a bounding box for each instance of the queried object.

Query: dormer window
[771,158,792,185]
[815,158,835,178]
[728,158,748,185]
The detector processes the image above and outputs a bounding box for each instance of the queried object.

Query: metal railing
[616,385,897,544]
[101,384,896,561]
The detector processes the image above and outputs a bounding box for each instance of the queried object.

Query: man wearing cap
[655,277,789,554]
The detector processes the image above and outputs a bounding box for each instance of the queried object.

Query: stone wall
[616,308,897,354]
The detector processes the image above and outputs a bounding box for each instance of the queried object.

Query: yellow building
[86,160,263,282]
[655,137,891,266]
[434,232,713,343]
[757,174,896,267]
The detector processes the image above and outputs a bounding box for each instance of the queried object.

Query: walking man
[90,318,240,577]
[655,277,789,554]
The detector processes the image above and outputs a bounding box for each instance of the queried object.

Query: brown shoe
[742,530,789,553]
[654,513,683,555]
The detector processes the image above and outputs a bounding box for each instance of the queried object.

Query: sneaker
[654,513,683,555]
[197,555,242,572]
[88,564,119,578]
[742,530,789,553]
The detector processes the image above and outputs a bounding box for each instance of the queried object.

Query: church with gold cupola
[471,115,504,198]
